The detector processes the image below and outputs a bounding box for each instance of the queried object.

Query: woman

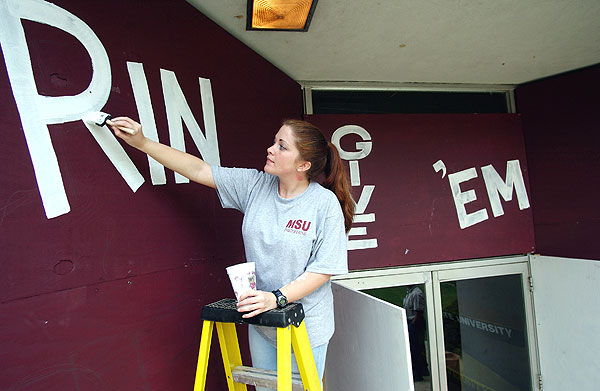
[109,117,354,387]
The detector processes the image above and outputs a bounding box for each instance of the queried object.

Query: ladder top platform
[201,298,305,328]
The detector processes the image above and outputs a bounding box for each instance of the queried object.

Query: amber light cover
[247,0,318,31]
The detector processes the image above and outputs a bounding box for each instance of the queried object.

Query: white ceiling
[187,0,600,86]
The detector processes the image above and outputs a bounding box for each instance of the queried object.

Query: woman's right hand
[108,116,146,150]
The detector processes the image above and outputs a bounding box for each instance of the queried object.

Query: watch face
[277,293,287,307]
[273,290,287,307]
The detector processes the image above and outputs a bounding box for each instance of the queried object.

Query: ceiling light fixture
[246,0,319,31]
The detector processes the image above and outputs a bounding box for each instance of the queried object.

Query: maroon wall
[516,64,600,261]
[0,1,301,390]
[308,114,535,270]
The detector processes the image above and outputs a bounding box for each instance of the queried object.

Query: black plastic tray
[201,298,305,328]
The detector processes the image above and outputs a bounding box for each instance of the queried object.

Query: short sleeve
[415,291,425,312]
[306,199,348,276]
[211,166,264,213]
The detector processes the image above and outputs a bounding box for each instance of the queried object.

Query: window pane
[441,275,532,391]
[362,285,432,391]
[312,90,509,114]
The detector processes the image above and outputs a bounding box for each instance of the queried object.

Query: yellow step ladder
[193,298,322,391]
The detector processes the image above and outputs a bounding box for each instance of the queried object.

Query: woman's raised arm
[109,116,215,188]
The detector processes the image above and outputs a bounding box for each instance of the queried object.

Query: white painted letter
[127,62,165,185]
[448,167,489,229]
[0,0,142,218]
[331,125,372,160]
[161,69,220,183]
[481,160,530,217]
[354,185,375,214]
[349,160,361,186]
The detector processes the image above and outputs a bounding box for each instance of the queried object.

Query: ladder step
[231,365,305,391]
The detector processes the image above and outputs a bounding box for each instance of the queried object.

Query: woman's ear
[297,160,311,172]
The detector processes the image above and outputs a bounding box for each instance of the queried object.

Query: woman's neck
[278,175,310,199]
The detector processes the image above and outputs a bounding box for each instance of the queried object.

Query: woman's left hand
[237,290,277,318]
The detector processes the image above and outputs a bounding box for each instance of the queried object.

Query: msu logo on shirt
[284,219,312,236]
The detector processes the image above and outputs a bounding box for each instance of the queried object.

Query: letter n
[161,69,220,184]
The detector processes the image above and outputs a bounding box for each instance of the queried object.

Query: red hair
[283,119,355,233]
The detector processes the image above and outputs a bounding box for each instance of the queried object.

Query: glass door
[433,263,538,391]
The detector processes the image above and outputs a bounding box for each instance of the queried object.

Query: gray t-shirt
[212,166,348,347]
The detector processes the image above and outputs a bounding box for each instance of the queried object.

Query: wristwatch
[272,289,288,308]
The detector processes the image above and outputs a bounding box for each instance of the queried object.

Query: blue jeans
[248,325,328,391]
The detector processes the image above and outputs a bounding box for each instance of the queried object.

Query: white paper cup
[226,262,256,300]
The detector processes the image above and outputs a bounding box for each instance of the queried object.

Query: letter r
[0,0,111,218]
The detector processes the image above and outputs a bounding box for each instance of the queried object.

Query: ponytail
[282,119,355,233]
[323,142,355,233]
